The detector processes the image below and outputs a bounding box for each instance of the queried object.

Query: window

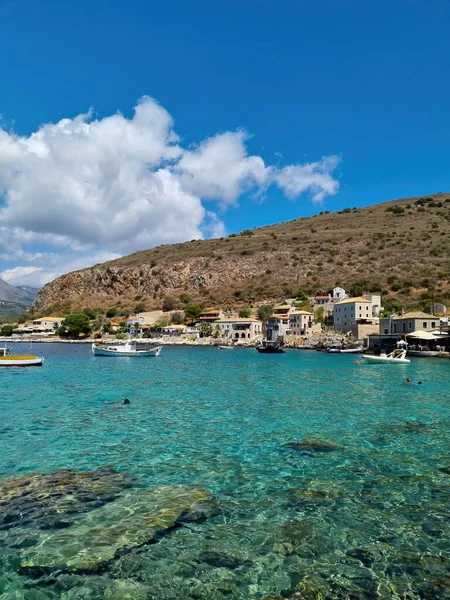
[431,322,436,328]
[408,322,412,329]
[423,322,427,329]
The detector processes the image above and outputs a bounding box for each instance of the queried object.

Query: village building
[197,309,225,323]
[364,294,382,317]
[161,324,187,335]
[31,317,63,332]
[126,311,163,336]
[214,317,263,341]
[379,311,440,335]
[272,304,296,316]
[312,288,348,316]
[266,315,291,341]
[333,296,373,332]
[289,310,315,335]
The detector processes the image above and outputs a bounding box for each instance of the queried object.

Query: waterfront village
[3,286,450,357]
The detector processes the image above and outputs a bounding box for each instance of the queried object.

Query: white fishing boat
[92,342,161,357]
[218,345,234,350]
[364,348,410,364]
[0,345,44,367]
[339,346,364,354]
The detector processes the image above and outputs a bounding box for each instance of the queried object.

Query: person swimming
[406,378,412,383]
[104,397,131,406]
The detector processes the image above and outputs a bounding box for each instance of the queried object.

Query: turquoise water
[1,343,450,599]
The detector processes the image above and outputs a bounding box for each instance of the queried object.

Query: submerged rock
[381,421,436,434]
[283,439,342,454]
[0,466,133,532]
[21,485,218,574]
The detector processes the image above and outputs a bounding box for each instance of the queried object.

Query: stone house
[214,318,263,341]
[333,296,373,332]
[30,317,63,333]
[197,309,225,323]
[380,311,440,335]
[289,310,315,335]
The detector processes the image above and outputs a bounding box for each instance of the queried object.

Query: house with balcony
[197,309,225,323]
[214,317,263,341]
[289,310,315,335]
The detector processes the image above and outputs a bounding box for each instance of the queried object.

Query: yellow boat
[0,345,44,367]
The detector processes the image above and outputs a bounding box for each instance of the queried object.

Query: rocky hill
[33,193,450,315]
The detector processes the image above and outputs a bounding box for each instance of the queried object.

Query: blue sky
[1,0,450,286]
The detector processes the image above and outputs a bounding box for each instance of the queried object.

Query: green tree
[102,321,113,334]
[238,306,251,318]
[83,307,97,319]
[0,325,15,337]
[198,322,213,337]
[106,308,118,318]
[179,293,190,304]
[314,306,325,325]
[184,304,203,321]
[59,313,92,338]
[162,296,174,312]
[257,304,273,324]
[213,324,222,338]
[170,311,184,325]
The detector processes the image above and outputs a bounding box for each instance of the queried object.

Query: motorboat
[218,345,234,350]
[256,340,285,354]
[364,348,410,364]
[0,345,44,367]
[92,342,161,357]
[339,346,364,354]
[325,346,363,354]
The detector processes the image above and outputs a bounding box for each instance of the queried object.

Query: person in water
[104,397,130,406]
[406,378,412,383]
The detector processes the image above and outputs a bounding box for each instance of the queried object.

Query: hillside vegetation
[33,193,450,316]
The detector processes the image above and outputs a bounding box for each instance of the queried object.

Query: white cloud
[0,96,340,288]
[273,155,341,202]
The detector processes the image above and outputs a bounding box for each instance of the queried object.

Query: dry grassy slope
[33,193,450,314]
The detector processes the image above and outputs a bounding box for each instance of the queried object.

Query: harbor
[1,343,450,599]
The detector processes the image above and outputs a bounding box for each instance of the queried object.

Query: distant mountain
[0,277,36,303]
[0,277,37,319]
[17,285,40,298]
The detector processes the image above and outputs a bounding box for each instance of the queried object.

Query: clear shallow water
[1,343,450,599]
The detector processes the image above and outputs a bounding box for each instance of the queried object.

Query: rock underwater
[20,485,218,574]
[0,466,134,532]
[283,439,342,454]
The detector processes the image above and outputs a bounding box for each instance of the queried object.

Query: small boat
[339,346,364,354]
[0,345,44,367]
[218,345,234,350]
[256,340,285,354]
[326,347,363,354]
[364,348,410,364]
[92,342,161,357]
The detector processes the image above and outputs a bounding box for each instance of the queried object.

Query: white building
[214,318,263,341]
[289,310,315,335]
[332,287,347,301]
[364,294,382,317]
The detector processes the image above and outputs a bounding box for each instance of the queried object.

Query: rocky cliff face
[33,251,295,312]
[33,192,450,313]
